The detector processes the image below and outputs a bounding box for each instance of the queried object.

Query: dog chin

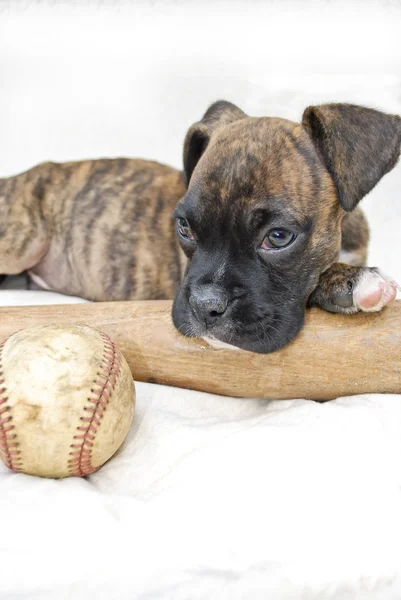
[182,318,295,354]
[202,335,241,351]
[212,329,299,353]
[172,299,303,353]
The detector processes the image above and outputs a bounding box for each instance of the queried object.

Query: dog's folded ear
[183,100,247,186]
[302,103,401,211]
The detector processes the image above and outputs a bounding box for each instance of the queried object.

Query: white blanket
[0,290,401,599]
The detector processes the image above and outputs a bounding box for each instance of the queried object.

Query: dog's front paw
[353,268,399,312]
[308,264,399,315]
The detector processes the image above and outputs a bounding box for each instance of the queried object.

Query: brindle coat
[0,159,186,301]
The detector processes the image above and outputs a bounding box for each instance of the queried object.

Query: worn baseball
[0,324,135,478]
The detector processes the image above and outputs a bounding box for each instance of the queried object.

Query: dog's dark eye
[177,218,194,241]
[261,229,296,250]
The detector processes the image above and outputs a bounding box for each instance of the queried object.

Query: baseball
[0,324,135,478]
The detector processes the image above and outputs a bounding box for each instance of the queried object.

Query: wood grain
[0,300,400,400]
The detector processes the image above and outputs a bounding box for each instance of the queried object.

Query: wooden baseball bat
[0,300,400,401]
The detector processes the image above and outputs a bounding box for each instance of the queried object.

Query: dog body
[0,159,186,301]
[172,101,400,352]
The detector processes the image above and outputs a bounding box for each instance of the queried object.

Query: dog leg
[308,207,399,314]
[308,263,399,314]
[338,207,369,267]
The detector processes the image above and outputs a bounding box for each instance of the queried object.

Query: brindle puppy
[0,102,399,354]
[0,159,186,301]
[172,101,400,353]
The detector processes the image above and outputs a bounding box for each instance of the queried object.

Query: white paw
[353,269,400,312]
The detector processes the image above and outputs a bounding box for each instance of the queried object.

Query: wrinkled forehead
[186,117,330,219]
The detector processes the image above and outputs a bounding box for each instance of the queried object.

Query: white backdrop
[0,0,400,278]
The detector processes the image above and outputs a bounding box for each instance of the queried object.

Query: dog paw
[353,269,399,312]
[309,265,399,315]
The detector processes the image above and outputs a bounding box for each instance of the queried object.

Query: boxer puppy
[0,159,187,301]
[172,101,400,352]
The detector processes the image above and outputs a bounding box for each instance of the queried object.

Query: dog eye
[261,229,296,250]
[177,218,195,241]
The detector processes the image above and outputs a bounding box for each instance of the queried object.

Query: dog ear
[183,100,247,186]
[302,103,401,211]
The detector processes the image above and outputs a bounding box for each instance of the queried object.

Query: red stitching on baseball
[0,338,22,473]
[68,332,121,477]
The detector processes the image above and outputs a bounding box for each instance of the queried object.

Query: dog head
[172,101,401,353]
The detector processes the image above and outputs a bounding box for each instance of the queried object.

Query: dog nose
[189,286,229,325]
